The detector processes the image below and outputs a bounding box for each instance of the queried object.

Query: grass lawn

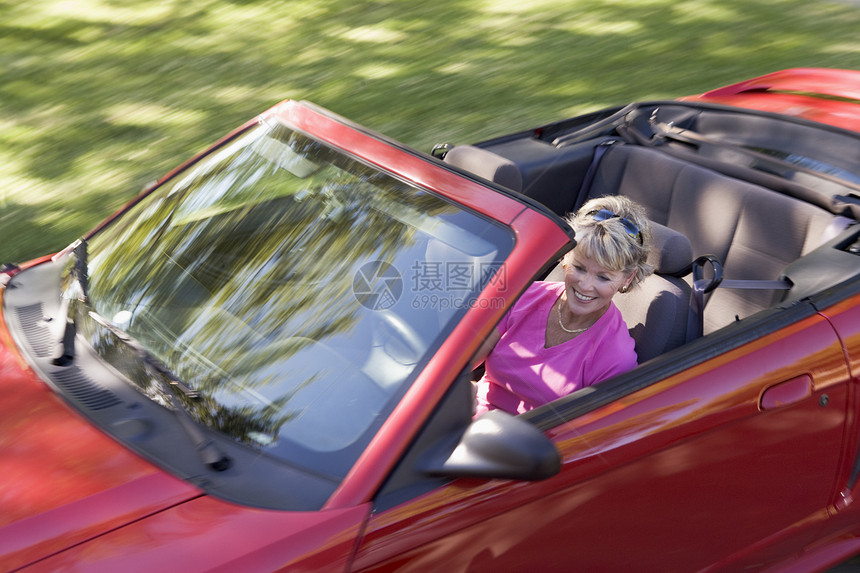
[0,0,858,263]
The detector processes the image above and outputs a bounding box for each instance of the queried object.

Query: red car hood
[0,307,202,571]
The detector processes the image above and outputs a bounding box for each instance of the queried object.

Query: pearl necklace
[556,298,589,335]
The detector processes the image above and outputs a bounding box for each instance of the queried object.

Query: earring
[619,285,630,293]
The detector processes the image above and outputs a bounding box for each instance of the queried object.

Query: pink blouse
[475,281,637,416]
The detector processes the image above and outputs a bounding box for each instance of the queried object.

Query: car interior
[440,102,860,365]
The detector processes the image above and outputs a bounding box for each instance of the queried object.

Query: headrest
[649,222,693,275]
[443,145,523,192]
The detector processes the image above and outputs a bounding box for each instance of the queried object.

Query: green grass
[1,0,858,263]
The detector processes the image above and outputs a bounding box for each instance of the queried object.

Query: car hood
[0,316,202,571]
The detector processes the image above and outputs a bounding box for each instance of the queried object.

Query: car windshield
[67,118,514,479]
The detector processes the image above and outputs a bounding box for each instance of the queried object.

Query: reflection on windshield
[76,120,514,478]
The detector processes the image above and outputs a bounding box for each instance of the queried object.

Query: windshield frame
[55,113,518,500]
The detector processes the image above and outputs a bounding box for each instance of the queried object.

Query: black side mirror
[426,410,561,481]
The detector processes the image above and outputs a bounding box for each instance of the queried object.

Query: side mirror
[426,410,561,481]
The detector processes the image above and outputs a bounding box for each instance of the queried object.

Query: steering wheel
[372,310,428,366]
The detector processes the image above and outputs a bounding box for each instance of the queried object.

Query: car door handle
[759,375,812,411]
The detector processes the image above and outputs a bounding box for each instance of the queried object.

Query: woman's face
[562,250,633,318]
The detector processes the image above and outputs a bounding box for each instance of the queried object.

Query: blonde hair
[564,195,653,290]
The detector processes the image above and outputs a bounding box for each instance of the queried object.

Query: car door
[350,305,850,572]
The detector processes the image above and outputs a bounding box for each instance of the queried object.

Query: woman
[473,195,653,416]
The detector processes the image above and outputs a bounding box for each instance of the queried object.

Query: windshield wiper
[52,239,230,471]
[87,310,233,472]
[53,239,89,366]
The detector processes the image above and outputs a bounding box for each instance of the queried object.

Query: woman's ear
[620,273,635,293]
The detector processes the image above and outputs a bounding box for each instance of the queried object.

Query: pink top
[475,281,637,416]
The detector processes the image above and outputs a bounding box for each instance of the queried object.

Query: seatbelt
[719,279,793,290]
[687,255,721,342]
[574,139,620,211]
[686,255,792,342]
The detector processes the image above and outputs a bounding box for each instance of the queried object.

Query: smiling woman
[472,195,653,416]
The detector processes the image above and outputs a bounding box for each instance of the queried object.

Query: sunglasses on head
[586,209,643,244]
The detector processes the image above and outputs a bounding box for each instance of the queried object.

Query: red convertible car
[2,68,860,572]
